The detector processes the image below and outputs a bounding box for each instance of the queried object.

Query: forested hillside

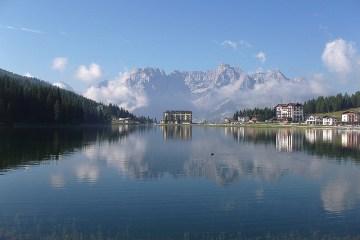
[0,69,146,125]
[303,92,360,114]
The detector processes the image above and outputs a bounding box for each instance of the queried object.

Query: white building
[275,103,304,122]
[341,111,360,124]
[163,111,192,124]
[224,117,233,124]
[322,116,337,126]
[305,115,322,125]
[237,116,250,123]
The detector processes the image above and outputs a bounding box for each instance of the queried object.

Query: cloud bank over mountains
[53,38,359,120]
[83,64,326,120]
[76,63,102,83]
[53,81,74,91]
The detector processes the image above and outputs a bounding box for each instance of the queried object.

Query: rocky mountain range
[84,64,322,121]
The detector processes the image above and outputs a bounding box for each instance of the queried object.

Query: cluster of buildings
[278,104,360,126]
[305,115,337,126]
[155,105,360,127]
[305,111,360,126]
[224,103,360,126]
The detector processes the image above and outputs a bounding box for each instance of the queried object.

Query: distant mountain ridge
[86,64,316,120]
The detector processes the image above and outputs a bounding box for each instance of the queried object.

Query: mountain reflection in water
[1,126,360,239]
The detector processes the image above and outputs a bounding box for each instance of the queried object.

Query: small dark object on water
[210,153,215,156]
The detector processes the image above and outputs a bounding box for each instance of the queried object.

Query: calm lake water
[1,126,360,239]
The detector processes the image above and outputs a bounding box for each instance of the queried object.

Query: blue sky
[0,0,359,93]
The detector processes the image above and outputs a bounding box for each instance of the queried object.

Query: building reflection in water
[223,127,360,154]
[305,129,319,143]
[341,131,360,149]
[322,129,333,142]
[224,127,245,141]
[160,125,192,141]
[275,129,304,152]
[276,130,293,152]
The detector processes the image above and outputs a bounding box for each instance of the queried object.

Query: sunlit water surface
[1,126,360,239]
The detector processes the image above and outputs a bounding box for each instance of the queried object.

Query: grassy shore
[313,107,360,119]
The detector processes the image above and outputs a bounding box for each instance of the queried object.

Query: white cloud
[52,57,68,71]
[24,72,33,78]
[52,81,74,91]
[221,40,251,50]
[255,51,266,63]
[75,63,102,83]
[221,40,238,50]
[83,71,148,111]
[0,24,44,34]
[20,27,43,34]
[309,73,328,96]
[322,38,357,74]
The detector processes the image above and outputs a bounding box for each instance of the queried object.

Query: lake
[1,126,360,239]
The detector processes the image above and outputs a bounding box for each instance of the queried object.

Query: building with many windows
[275,103,304,122]
[341,111,360,124]
[161,111,192,124]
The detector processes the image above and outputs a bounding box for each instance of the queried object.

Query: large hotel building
[275,103,304,122]
[161,111,192,124]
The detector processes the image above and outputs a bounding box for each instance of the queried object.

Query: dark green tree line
[303,92,360,114]
[0,70,151,125]
[233,107,275,121]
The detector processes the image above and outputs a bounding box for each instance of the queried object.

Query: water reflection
[160,125,192,140]
[0,126,360,239]
[83,132,148,179]
[50,173,65,189]
[75,164,99,183]
[275,129,304,152]
[321,176,360,214]
[341,131,360,149]
[0,127,130,172]
[2,127,360,184]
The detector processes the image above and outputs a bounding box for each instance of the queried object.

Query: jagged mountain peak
[84,64,314,120]
[251,69,289,84]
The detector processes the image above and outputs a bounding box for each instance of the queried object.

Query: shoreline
[1,122,359,131]
[157,122,360,130]
[0,123,154,129]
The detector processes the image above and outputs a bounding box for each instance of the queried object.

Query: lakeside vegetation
[0,69,152,126]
